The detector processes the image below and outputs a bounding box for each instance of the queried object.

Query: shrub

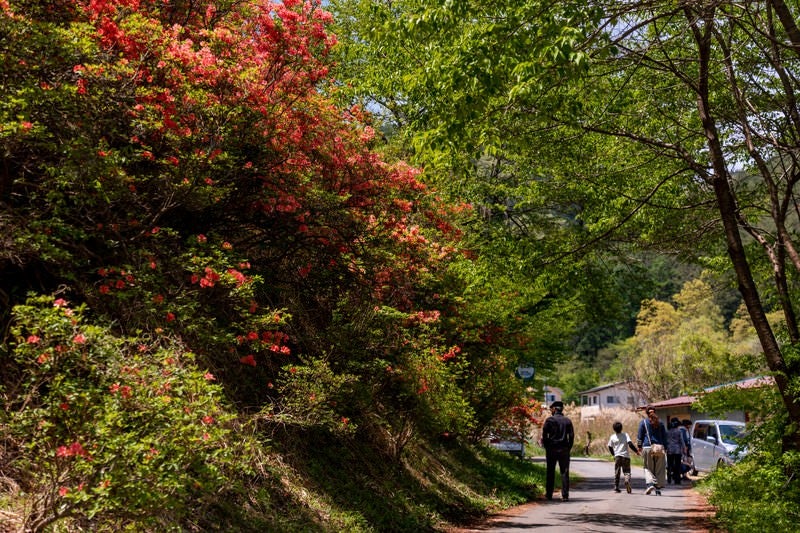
[702,450,800,532]
[693,384,800,532]
[3,295,251,531]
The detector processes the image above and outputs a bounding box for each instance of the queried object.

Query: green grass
[228,428,549,532]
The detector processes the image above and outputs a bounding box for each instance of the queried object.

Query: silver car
[690,420,747,473]
[485,429,525,458]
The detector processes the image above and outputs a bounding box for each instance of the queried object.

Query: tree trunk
[770,0,800,60]
[688,4,800,452]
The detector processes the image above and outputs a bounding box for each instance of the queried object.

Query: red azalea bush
[0,0,536,529]
[6,295,246,530]
[1,0,465,398]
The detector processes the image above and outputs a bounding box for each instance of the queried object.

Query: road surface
[454,457,716,532]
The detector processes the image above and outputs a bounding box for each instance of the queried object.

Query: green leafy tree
[331,0,800,454]
[618,278,753,401]
[328,0,705,375]
[551,358,600,405]
[619,298,683,401]
[567,0,800,450]
[330,0,602,160]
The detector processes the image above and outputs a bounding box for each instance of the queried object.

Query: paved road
[456,457,715,532]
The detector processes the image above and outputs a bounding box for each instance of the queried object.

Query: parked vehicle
[485,429,526,458]
[690,420,747,473]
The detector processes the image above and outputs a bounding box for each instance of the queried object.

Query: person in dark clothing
[680,419,693,479]
[541,401,575,501]
[666,417,688,484]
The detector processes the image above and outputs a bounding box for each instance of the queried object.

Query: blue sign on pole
[515,363,535,381]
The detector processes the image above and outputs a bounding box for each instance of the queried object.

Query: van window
[693,423,708,440]
[719,424,745,445]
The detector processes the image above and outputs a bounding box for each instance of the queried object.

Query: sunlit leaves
[617,278,760,400]
[330,0,603,160]
[7,295,246,529]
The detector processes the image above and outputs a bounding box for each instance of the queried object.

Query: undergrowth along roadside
[0,423,547,532]
[252,429,547,532]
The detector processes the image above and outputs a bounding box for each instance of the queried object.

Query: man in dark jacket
[541,401,575,501]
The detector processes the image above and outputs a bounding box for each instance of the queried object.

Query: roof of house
[703,375,774,391]
[641,376,775,410]
[576,381,634,395]
[644,395,696,409]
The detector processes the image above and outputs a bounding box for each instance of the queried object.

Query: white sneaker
[645,485,654,495]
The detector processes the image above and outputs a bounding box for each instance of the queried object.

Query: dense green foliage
[329,0,668,380]
[5,296,245,530]
[694,383,800,532]
[0,0,547,530]
[5,0,800,530]
[610,278,764,400]
[329,0,800,529]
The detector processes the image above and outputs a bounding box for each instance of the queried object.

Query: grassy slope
[0,429,546,532]
[222,429,547,532]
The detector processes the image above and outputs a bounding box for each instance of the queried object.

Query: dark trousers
[545,447,571,499]
[614,456,632,488]
[667,453,682,484]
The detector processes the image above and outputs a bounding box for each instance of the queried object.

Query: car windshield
[719,424,745,445]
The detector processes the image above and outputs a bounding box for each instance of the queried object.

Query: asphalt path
[453,457,716,532]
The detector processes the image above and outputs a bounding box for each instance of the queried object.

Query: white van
[690,420,747,473]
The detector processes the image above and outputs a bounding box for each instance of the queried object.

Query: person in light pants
[637,407,668,495]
